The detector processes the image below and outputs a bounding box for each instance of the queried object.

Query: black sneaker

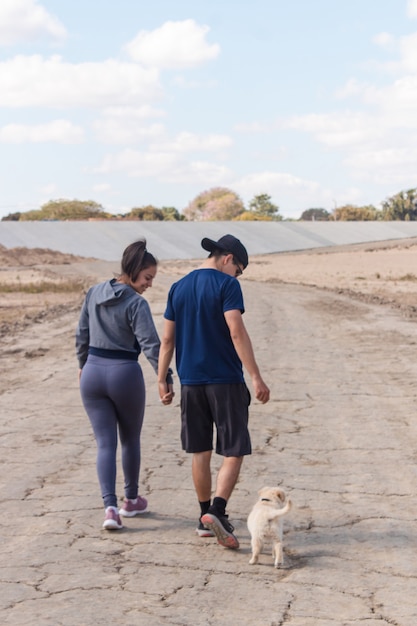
[195,518,215,537]
[200,511,239,549]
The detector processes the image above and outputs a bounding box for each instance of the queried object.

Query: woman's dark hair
[120,239,157,282]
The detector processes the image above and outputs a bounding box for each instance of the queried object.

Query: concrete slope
[2,220,417,260]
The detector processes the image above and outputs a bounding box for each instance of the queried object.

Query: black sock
[211,496,227,516]
[199,500,211,517]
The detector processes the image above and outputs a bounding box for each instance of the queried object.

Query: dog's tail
[271,498,292,519]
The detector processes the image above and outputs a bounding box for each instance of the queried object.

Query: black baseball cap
[201,234,249,269]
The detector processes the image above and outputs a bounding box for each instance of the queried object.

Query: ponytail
[120,239,157,282]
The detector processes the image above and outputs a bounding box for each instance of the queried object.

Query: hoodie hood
[95,278,136,306]
[75,277,161,371]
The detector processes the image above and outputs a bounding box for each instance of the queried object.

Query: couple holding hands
[75,234,269,549]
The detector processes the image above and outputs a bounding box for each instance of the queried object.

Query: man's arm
[224,309,270,404]
[158,319,176,404]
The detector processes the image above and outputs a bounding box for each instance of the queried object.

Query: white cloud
[407,0,417,18]
[372,32,395,48]
[0,119,84,143]
[283,21,417,184]
[151,132,232,153]
[233,121,268,133]
[371,31,417,74]
[345,146,417,185]
[236,171,322,194]
[233,171,332,215]
[334,78,366,99]
[124,19,220,69]
[0,0,67,45]
[361,76,417,123]
[397,31,417,72]
[283,64,417,193]
[95,148,231,185]
[285,111,385,148]
[93,106,165,144]
[283,90,417,191]
[94,114,230,150]
[381,31,417,73]
[39,183,57,195]
[96,149,178,177]
[92,183,112,193]
[178,161,230,184]
[100,105,166,120]
[171,75,217,89]
[149,159,230,184]
[94,120,164,144]
[0,55,162,108]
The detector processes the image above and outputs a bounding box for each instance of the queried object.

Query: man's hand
[252,375,270,404]
[159,382,175,405]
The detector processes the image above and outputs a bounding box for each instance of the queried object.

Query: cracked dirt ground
[1,245,417,625]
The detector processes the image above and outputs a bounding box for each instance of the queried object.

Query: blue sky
[1,0,417,220]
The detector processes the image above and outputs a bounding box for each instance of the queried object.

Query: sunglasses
[232,257,243,277]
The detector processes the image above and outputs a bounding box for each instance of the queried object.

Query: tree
[248,193,281,219]
[233,211,275,221]
[20,199,108,221]
[1,212,21,221]
[127,205,164,220]
[300,208,330,221]
[381,188,417,221]
[161,206,185,221]
[333,204,379,221]
[183,187,245,221]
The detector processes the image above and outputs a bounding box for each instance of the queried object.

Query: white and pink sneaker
[119,496,148,517]
[102,506,123,530]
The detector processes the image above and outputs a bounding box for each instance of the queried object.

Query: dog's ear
[274,488,286,502]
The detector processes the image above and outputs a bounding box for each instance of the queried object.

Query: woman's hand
[158,382,175,405]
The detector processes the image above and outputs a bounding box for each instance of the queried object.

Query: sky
[1,1,417,220]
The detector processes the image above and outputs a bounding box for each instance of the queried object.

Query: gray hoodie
[75,278,161,372]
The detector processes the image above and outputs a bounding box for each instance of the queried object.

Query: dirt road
[1,253,417,625]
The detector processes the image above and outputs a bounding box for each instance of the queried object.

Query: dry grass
[0,279,86,294]
[396,273,417,281]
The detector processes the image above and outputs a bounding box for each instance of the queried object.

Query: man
[158,234,270,549]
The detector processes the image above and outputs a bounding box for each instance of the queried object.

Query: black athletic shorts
[180,383,252,456]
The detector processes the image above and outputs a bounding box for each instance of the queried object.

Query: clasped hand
[158,382,175,405]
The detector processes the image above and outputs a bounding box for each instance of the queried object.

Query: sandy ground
[2,237,417,334]
[1,239,417,625]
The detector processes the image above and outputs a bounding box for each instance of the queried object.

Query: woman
[76,239,174,530]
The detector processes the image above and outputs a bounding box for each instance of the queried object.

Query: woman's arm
[158,319,176,404]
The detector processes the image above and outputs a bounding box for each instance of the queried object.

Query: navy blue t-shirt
[164,269,245,385]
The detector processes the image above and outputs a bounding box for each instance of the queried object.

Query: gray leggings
[80,355,146,508]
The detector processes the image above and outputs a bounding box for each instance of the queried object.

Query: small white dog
[247,486,292,568]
